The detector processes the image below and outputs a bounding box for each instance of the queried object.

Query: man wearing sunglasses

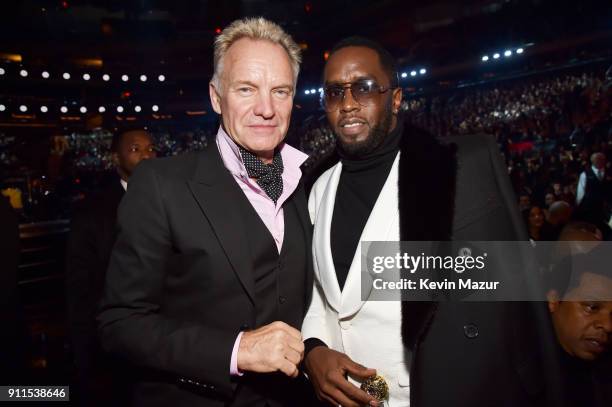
[302,37,561,406]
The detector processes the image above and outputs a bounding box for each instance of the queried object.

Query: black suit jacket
[66,178,130,405]
[395,128,564,406]
[97,143,313,406]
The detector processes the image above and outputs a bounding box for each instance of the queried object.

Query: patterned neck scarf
[239,146,284,204]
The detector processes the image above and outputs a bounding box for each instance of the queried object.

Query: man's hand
[237,321,304,378]
[304,346,378,407]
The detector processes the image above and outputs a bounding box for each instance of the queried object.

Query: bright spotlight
[140,75,147,82]
[19,105,27,112]
[0,68,5,75]
[42,71,50,79]
[516,48,524,54]
[20,69,28,77]
[152,105,159,112]
[158,74,165,82]
[102,74,110,81]
[410,71,417,77]
[98,106,106,113]
[493,53,500,59]
[318,87,323,93]
[305,90,310,95]
[420,68,427,75]
[63,72,71,80]
[60,106,68,113]
[80,106,87,113]
[83,73,91,80]
[401,72,408,78]
[121,75,129,82]
[0,104,5,111]
[504,50,512,57]
[134,105,142,112]
[117,106,124,113]
[482,55,489,62]
[40,106,48,113]
[310,88,316,94]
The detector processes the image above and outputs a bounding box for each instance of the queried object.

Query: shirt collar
[215,126,308,180]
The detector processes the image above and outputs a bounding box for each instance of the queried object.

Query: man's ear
[547,289,561,313]
[392,87,403,113]
[209,82,222,115]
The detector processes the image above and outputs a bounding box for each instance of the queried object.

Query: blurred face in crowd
[519,195,531,211]
[209,38,294,163]
[113,130,156,181]
[553,183,562,195]
[528,206,544,229]
[592,153,606,170]
[323,46,402,158]
[548,272,612,361]
[545,193,555,208]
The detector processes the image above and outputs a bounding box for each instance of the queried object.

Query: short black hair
[326,36,399,87]
[546,245,611,298]
[111,126,151,152]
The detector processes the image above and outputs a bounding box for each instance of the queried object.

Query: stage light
[516,48,524,54]
[80,106,87,113]
[420,68,427,75]
[117,106,124,113]
[102,74,110,81]
[63,72,71,79]
[305,90,310,95]
[0,68,5,75]
[121,75,129,82]
[40,106,48,113]
[140,75,147,82]
[401,72,408,78]
[504,50,512,57]
[19,105,27,112]
[83,73,91,80]
[60,106,68,113]
[158,74,165,82]
[98,106,106,113]
[493,53,500,59]
[482,55,489,62]
[19,69,28,77]
[318,88,323,93]
[0,104,5,111]
[134,105,142,112]
[310,88,315,94]
[42,71,50,78]
[410,71,417,77]
[152,105,159,112]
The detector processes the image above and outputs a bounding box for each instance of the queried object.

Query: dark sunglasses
[321,79,395,112]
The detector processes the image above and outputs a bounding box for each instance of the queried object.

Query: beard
[336,100,394,159]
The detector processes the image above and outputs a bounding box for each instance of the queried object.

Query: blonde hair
[211,17,301,91]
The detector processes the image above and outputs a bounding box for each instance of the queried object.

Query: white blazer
[302,154,411,406]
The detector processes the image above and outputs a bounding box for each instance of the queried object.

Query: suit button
[279,296,286,304]
[339,320,351,330]
[464,323,479,339]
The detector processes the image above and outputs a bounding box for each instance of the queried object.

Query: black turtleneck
[331,121,402,290]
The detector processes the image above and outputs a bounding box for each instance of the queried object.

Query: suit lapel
[340,154,400,319]
[187,146,256,305]
[314,163,343,312]
[398,125,458,348]
[291,181,314,306]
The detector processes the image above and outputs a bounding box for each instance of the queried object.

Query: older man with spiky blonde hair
[98,17,315,407]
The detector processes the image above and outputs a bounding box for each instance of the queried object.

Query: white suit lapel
[313,163,343,312]
[340,154,400,319]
